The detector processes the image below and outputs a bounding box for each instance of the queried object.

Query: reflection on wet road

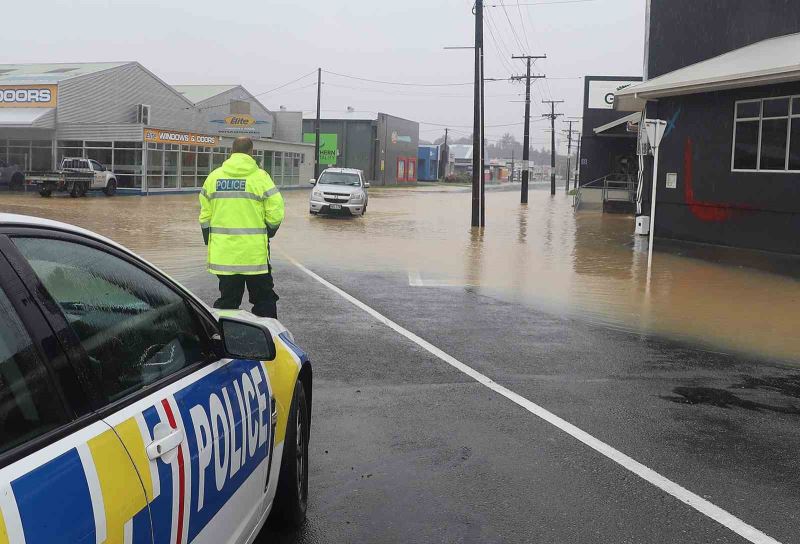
[2,185,799,363]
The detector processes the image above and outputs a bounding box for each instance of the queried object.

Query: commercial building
[0,62,312,194]
[417,144,441,181]
[615,0,800,254]
[577,76,642,186]
[302,111,419,184]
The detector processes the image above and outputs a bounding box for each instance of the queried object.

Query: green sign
[303,133,338,165]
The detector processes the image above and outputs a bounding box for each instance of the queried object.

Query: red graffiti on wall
[683,137,739,222]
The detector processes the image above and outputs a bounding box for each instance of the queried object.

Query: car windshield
[318,172,361,186]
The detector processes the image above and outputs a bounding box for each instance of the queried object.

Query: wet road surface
[2,187,799,542]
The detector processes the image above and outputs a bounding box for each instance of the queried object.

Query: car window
[13,237,215,404]
[90,160,103,171]
[0,286,68,455]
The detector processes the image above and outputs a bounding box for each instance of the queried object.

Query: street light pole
[314,67,322,179]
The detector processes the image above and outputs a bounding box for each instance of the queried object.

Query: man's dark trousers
[213,273,279,318]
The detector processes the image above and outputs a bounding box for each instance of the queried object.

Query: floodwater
[2,185,799,364]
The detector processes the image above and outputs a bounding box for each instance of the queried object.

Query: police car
[0,213,312,543]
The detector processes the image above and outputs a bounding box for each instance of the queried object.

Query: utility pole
[510,148,515,183]
[511,55,546,204]
[314,67,322,179]
[542,100,564,195]
[471,0,483,227]
[574,133,581,190]
[440,128,449,179]
[563,120,577,192]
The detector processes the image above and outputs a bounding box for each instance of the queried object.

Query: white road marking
[291,259,782,544]
[408,270,472,288]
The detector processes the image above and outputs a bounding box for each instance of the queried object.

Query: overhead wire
[187,69,318,111]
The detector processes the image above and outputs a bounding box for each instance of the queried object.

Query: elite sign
[0,84,58,108]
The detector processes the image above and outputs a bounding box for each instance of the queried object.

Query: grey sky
[4,0,645,151]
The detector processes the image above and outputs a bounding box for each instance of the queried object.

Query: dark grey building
[302,112,419,185]
[578,76,642,186]
[615,1,800,255]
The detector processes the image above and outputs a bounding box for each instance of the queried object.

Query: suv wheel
[104,179,117,196]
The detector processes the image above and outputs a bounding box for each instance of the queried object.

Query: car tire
[309,209,317,215]
[39,188,52,197]
[9,173,23,191]
[271,380,309,528]
[69,181,80,198]
[79,181,88,197]
[104,179,117,196]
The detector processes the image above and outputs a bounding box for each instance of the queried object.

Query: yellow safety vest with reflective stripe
[199,153,285,275]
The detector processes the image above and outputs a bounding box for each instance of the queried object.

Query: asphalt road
[184,259,799,544]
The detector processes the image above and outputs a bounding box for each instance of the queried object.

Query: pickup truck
[28,158,119,197]
[0,160,25,191]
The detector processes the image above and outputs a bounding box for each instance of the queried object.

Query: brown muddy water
[2,186,799,364]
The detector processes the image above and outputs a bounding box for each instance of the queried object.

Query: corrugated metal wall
[57,123,143,141]
[58,63,201,129]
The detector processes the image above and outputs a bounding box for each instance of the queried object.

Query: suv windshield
[318,172,361,186]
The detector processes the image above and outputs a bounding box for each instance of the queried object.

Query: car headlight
[350,191,364,202]
[311,189,323,201]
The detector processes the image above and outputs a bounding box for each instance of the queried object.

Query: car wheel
[271,380,309,527]
[104,179,117,196]
[9,173,23,191]
[79,181,89,197]
[309,209,317,215]
[69,181,80,198]
[39,188,52,197]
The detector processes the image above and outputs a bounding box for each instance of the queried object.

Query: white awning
[594,112,642,135]
[615,32,800,111]
[0,108,55,128]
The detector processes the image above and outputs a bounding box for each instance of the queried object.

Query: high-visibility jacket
[199,153,285,275]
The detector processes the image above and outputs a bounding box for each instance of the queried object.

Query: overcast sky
[4,0,645,151]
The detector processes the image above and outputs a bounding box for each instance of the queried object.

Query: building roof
[172,85,240,104]
[593,112,641,135]
[449,144,473,160]
[0,108,55,128]
[615,32,800,111]
[0,62,131,84]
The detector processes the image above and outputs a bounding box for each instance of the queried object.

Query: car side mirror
[364,182,370,188]
[218,317,276,361]
[309,178,316,185]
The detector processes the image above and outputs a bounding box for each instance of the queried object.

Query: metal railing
[573,174,636,210]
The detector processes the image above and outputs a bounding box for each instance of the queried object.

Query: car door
[89,160,106,189]
[0,243,153,544]
[5,230,275,544]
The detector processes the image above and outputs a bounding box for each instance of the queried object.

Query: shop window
[397,157,406,181]
[163,149,179,189]
[147,145,163,189]
[273,152,284,185]
[733,95,800,172]
[196,147,211,187]
[181,148,197,189]
[790,118,800,171]
[113,142,143,189]
[86,147,113,167]
[85,141,112,148]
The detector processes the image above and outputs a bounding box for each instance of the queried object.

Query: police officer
[199,137,284,318]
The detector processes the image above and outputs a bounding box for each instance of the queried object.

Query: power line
[498,1,528,56]
[486,0,596,6]
[189,69,318,111]
[323,70,508,88]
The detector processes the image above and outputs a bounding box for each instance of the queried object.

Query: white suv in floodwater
[309,168,370,217]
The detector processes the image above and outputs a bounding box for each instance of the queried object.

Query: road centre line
[289,258,782,544]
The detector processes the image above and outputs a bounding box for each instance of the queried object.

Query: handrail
[574,173,636,210]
